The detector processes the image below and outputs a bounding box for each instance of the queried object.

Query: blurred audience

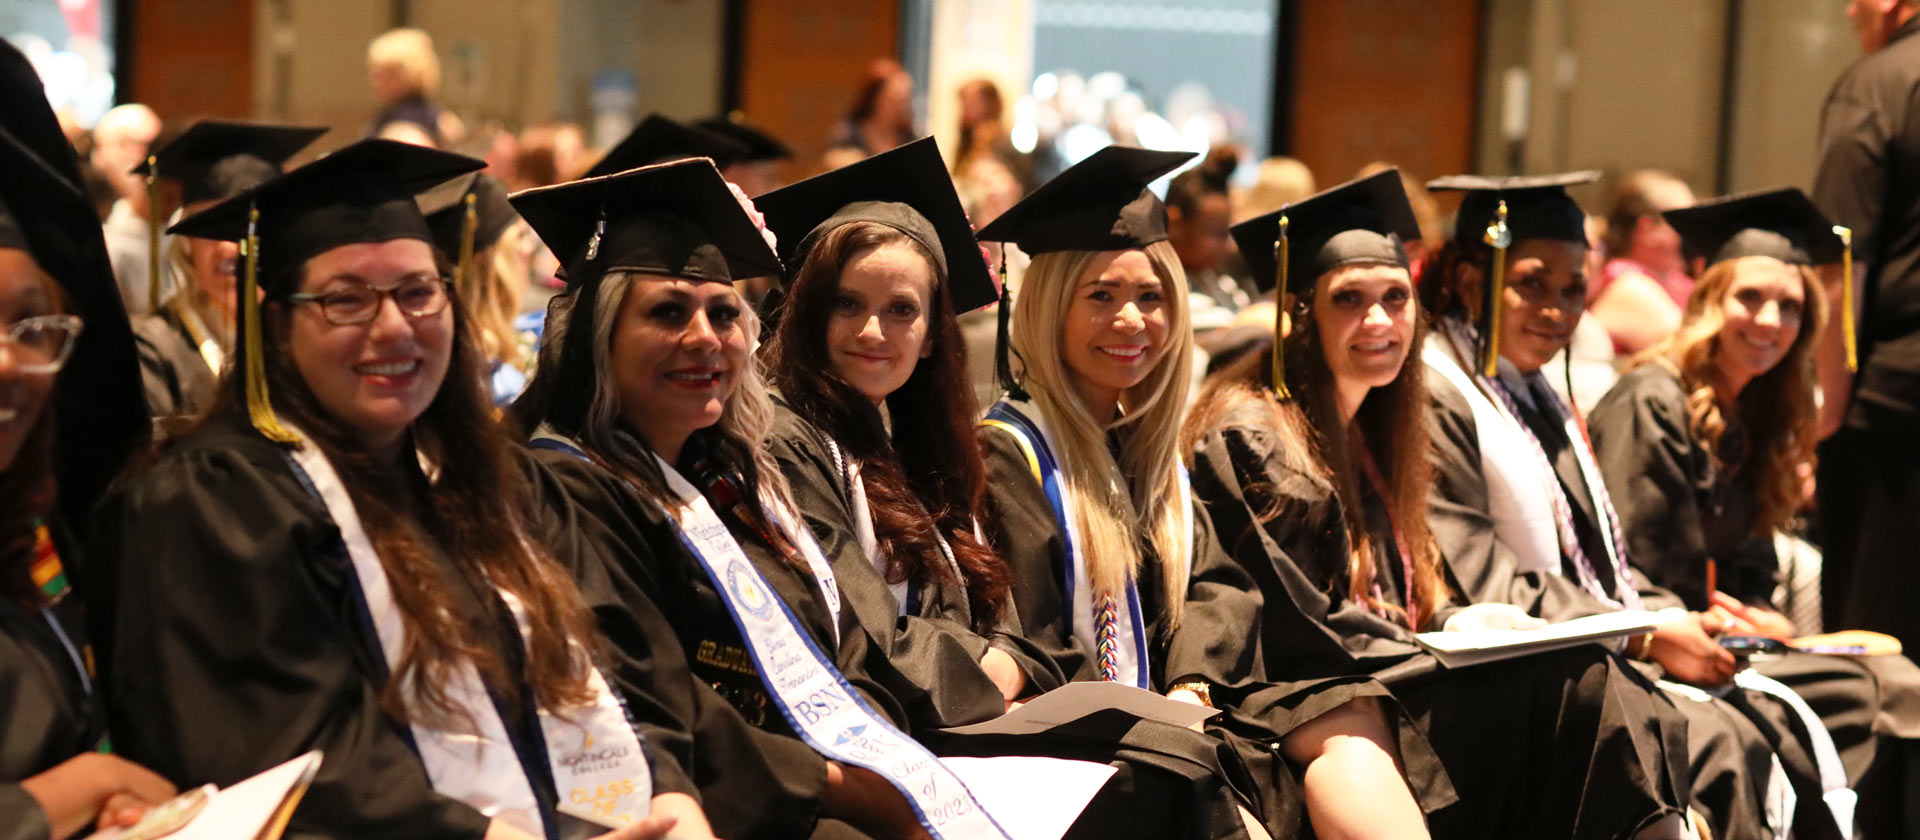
[365,28,463,148]
[1233,156,1316,223]
[1167,148,1248,329]
[92,103,163,315]
[828,58,917,160]
[1592,169,1697,354]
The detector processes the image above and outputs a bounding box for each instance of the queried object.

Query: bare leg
[1278,697,1429,840]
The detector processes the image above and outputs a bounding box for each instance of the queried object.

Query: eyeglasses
[287,277,453,326]
[3,314,83,375]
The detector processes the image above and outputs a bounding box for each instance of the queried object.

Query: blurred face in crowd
[610,275,750,461]
[827,241,934,404]
[1062,249,1169,414]
[1715,256,1807,393]
[874,73,913,129]
[186,235,241,323]
[1628,177,1694,272]
[1168,192,1234,275]
[1314,262,1415,401]
[90,105,160,204]
[0,249,60,473]
[1494,239,1590,374]
[285,239,452,455]
[1848,0,1917,52]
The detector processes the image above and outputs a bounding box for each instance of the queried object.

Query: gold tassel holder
[1834,225,1858,373]
[241,204,300,443]
[145,155,163,311]
[1270,215,1291,399]
[1480,200,1512,378]
[456,192,479,288]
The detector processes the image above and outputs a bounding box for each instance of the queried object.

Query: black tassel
[993,248,1027,401]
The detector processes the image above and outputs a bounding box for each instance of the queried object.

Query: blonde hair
[458,223,531,371]
[1628,256,1827,539]
[367,28,440,98]
[1008,241,1194,626]
[159,220,233,350]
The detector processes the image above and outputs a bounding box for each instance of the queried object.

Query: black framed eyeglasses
[287,277,453,326]
[3,314,83,375]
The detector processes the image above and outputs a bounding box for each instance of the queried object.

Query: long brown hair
[201,254,599,729]
[765,221,1011,622]
[1627,256,1827,538]
[0,263,60,602]
[1183,274,1448,625]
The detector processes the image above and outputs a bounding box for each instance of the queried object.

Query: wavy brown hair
[1184,269,1448,626]
[200,253,600,730]
[0,262,60,603]
[1627,256,1827,538]
[765,221,1011,623]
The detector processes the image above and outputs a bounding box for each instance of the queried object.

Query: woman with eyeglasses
[0,88,178,839]
[88,140,709,840]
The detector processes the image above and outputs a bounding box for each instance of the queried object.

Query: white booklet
[88,751,322,840]
[943,756,1118,840]
[1416,609,1676,669]
[939,680,1220,737]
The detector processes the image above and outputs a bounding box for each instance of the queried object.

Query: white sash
[651,453,1012,840]
[1423,336,1564,575]
[982,400,1185,690]
[284,434,651,834]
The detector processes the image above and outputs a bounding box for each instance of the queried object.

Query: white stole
[1423,339,1563,575]
[284,434,651,835]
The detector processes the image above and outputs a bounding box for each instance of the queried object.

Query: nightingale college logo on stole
[727,559,777,620]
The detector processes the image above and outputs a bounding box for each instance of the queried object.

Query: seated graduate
[1189,169,1695,840]
[510,156,995,840]
[972,147,1449,839]
[1416,173,1856,839]
[89,139,702,840]
[756,140,1278,840]
[130,120,327,423]
[1591,188,1920,830]
[417,171,535,405]
[0,108,174,839]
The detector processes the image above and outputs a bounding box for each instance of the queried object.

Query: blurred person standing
[1812,0,1920,652]
[365,28,461,148]
[1592,170,1698,355]
[91,104,163,315]
[827,58,916,159]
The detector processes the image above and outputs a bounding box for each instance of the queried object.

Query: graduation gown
[0,523,102,840]
[979,421,1452,838]
[1187,402,1693,840]
[87,414,688,840]
[129,308,218,423]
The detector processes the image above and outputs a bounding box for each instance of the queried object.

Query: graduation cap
[697,115,792,163]
[168,138,485,442]
[1425,171,1600,377]
[509,157,781,435]
[1663,187,1855,369]
[755,136,997,314]
[417,171,518,291]
[974,145,1196,398]
[0,37,150,534]
[132,119,328,309]
[1228,168,1420,398]
[583,114,753,179]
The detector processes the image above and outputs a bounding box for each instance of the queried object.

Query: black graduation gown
[129,309,218,423]
[0,522,101,840]
[1187,405,1693,840]
[87,414,689,840]
[979,424,1451,839]
[1425,362,1823,840]
[767,404,1064,728]
[535,446,922,840]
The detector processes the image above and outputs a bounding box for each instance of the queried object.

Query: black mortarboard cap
[419,171,518,256]
[1428,171,1600,245]
[697,115,792,163]
[1232,167,1419,297]
[755,136,997,313]
[975,145,1195,255]
[584,114,753,179]
[1661,187,1844,267]
[510,157,781,436]
[133,119,328,206]
[167,139,485,293]
[0,36,149,531]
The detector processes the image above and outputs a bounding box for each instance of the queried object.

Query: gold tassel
[1835,225,1858,373]
[456,192,478,289]
[1480,200,1512,378]
[145,155,163,311]
[1270,215,1291,399]
[241,204,300,444]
